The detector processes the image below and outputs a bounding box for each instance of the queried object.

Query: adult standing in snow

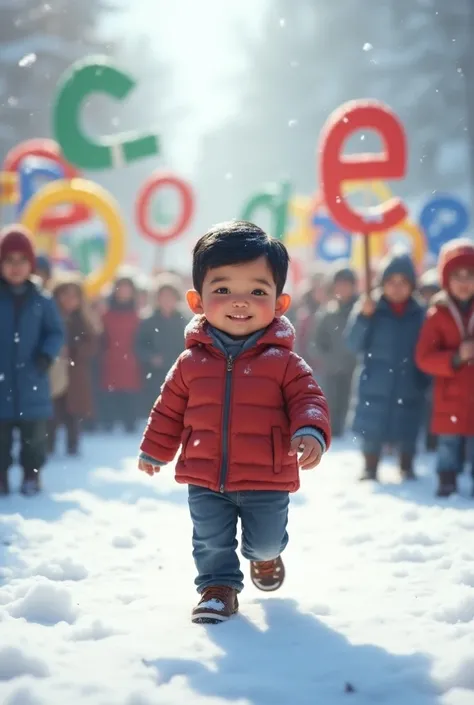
[313,265,358,437]
[345,252,429,482]
[415,239,474,497]
[138,222,331,624]
[0,226,64,495]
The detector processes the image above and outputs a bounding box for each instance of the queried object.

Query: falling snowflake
[279,18,286,27]
[288,119,298,127]
[146,373,152,380]
[19,53,37,67]
[450,416,457,423]
[0,374,4,382]
[33,386,37,391]
[363,43,373,52]
[397,398,403,405]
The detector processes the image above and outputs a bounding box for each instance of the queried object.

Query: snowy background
[1,434,474,704]
[1,0,473,270]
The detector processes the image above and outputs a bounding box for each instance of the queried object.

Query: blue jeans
[436,435,474,475]
[188,485,289,593]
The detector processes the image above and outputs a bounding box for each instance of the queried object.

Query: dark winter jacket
[345,292,429,444]
[0,279,64,420]
[313,296,358,378]
[136,309,187,393]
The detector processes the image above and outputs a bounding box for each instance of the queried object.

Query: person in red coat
[415,238,474,497]
[101,275,141,432]
[138,221,331,624]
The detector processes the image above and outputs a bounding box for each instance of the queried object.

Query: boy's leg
[122,392,137,433]
[360,439,382,481]
[65,414,80,455]
[19,420,48,495]
[0,422,14,494]
[399,440,417,481]
[435,434,462,497]
[188,485,240,623]
[240,490,289,591]
[188,485,242,591]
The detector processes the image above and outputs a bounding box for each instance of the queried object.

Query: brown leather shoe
[192,586,239,624]
[250,556,285,592]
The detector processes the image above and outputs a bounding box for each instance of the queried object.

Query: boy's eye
[214,287,229,295]
[252,289,267,296]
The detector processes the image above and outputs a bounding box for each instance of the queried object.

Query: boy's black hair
[192,220,289,295]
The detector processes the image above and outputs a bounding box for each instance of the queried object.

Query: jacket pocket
[272,427,283,474]
[180,426,192,461]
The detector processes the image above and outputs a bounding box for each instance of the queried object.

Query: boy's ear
[275,293,291,317]
[186,289,204,314]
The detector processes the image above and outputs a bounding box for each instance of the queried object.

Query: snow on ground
[1,432,474,705]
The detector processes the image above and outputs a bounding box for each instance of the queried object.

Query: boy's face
[333,279,356,302]
[1,252,32,286]
[383,273,413,304]
[187,256,290,336]
[449,267,474,301]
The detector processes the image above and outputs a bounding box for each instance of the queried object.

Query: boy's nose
[232,299,248,308]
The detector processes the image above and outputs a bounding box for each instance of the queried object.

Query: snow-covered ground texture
[1,433,474,705]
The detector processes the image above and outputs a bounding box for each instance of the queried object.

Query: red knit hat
[0,225,36,272]
[438,237,474,290]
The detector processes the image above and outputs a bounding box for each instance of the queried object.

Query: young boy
[345,252,428,482]
[139,221,330,623]
[416,238,474,497]
[0,226,64,495]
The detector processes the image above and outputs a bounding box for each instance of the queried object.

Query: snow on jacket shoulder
[140,315,331,493]
[415,291,474,435]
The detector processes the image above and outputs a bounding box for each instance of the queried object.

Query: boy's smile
[187,256,290,337]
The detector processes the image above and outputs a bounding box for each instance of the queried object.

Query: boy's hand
[289,436,323,470]
[138,458,160,476]
[459,340,474,362]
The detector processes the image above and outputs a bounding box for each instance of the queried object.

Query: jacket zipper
[218,354,234,493]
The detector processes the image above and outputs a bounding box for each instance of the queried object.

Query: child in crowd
[101,275,141,432]
[345,253,428,482]
[136,273,187,415]
[49,275,99,455]
[0,226,63,495]
[313,265,358,437]
[138,221,331,623]
[416,238,474,497]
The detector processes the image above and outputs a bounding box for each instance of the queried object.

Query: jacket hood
[438,237,474,289]
[184,315,295,351]
[379,252,417,288]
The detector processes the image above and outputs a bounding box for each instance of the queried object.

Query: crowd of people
[0,222,473,503]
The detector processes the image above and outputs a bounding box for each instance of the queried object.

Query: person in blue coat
[345,252,429,482]
[0,226,64,496]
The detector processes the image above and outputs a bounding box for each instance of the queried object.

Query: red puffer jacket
[141,316,331,493]
[415,292,474,436]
